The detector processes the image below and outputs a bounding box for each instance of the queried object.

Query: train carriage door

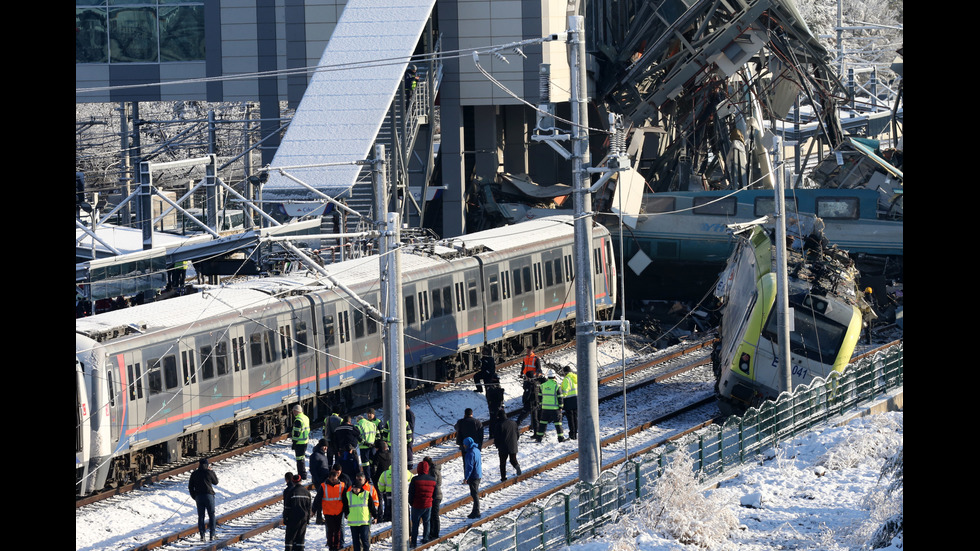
[401,283,421,366]
[143,345,183,438]
[226,325,249,410]
[178,338,199,423]
[320,303,338,393]
[120,350,145,446]
[462,269,482,347]
[484,265,502,340]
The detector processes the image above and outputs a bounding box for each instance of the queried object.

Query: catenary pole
[383,210,408,551]
[569,14,600,484]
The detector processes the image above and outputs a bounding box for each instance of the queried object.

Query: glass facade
[76,1,205,64]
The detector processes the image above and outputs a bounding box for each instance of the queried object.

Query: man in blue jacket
[461,436,482,519]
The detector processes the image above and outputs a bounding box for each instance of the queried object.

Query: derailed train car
[711,219,868,415]
[76,216,616,495]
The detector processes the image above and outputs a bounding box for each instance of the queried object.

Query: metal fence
[432,342,903,550]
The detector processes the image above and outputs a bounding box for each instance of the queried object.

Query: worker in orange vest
[321,469,347,551]
[521,346,542,379]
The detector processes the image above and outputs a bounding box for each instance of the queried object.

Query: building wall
[75,0,345,106]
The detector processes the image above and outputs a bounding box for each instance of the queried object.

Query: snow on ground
[76,339,902,551]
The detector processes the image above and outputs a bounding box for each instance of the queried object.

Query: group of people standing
[188,343,578,550]
[283,401,419,551]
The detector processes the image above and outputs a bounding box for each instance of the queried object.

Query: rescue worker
[283,473,312,551]
[423,456,443,539]
[343,472,379,551]
[535,369,565,443]
[378,461,414,522]
[560,365,579,440]
[521,346,542,379]
[321,469,347,551]
[356,410,378,480]
[404,64,419,105]
[384,417,415,470]
[474,347,496,393]
[290,404,311,479]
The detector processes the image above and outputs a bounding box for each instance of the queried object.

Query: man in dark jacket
[473,347,496,393]
[370,440,391,520]
[310,439,331,524]
[283,473,313,551]
[325,411,343,469]
[332,416,360,462]
[408,460,437,546]
[493,408,522,481]
[423,456,443,539]
[454,408,484,452]
[188,458,219,541]
[485,372,505,419]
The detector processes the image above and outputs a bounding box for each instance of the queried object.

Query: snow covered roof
[263,0,437,202]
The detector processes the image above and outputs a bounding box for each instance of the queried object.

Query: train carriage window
[431,288,443,318]
[233,336,246,371]
[418,291,430,321]
[106,369,115,407]
[296,320,310,355]
[250,333,265,366]
[594,248,602,274]
[545,261,554,287]
[200,345,214,380]
[367,311,378,335]
[454,282,464,311]
[443,287,453,316]
[533,263,542,290]
[323,315,336,347]
[502,272,511,299]
[693,196,736,215]
[645,195,675,213]
[127,363,143,400]
[553,258,563,284]
[816,197,860,219]
[488,274,500,303]
[182,350,197,385]
[354,309,366,339]
[512,268,523,295]
[564,255,574,281]
[215,341,229,376]
[147,358,162,395]
[467,279,479,307]
[163,356,178,390]
[404,295,417,325]
[279,326,292,359]
[754,196,800,217]
[338,311,351,343]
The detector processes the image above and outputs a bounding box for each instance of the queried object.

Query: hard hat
[292,404,302,414]
[546,368,557,379]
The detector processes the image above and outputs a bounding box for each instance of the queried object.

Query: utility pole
[569,14,601,485]
[382,210,408,551]
[773,137,792,392]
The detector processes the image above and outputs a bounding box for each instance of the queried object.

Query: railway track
[103,337,718,551]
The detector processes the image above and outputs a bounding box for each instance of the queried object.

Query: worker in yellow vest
[560,365,578,440]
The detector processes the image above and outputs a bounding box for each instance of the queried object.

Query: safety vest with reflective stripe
[539,379,562,410]
[522,353,540,377]
[561,372,578,398]
[384,420,413,445]
[291,413,310,445]
[357,418,377,449]
[321,481,346,515]
[346,488,372,526]
[378,467,414,494]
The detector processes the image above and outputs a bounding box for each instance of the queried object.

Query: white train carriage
[76,215,616,495]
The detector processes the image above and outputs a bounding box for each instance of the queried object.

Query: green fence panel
[515,505,544,551]
[541,493,568,549]
[485,516,516,551]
